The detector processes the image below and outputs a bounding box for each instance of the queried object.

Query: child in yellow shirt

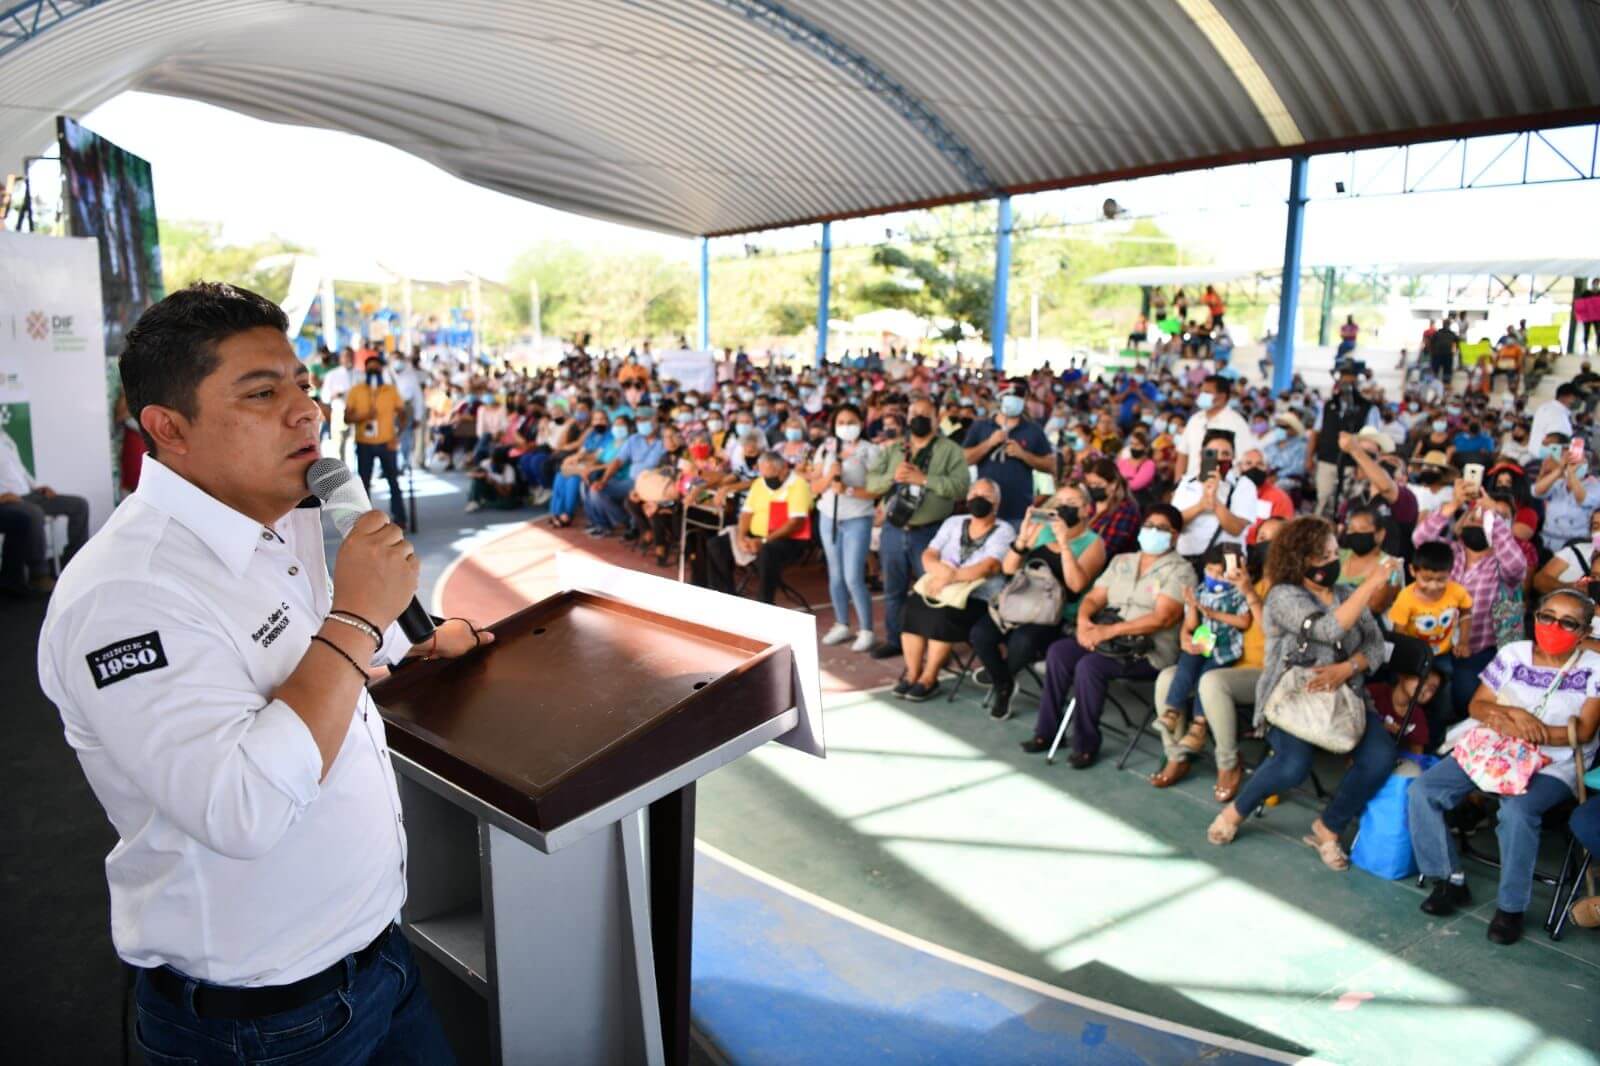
[1387,540,1472,741]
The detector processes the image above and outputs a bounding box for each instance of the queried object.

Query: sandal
[1571,895,1600,929]
[1207,811,1239,845]
[1157,708,1186,735]
[1150,758,1191,789]
[1213,765,1243,804]
[1178,719,1209,754]
[1303,833,1350,871]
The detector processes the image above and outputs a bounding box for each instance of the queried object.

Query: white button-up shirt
[37,458,410,986]
[0,430,37,497]
[1171,471,1259,557]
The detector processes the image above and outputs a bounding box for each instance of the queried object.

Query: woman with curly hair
[1206,515,1401,870]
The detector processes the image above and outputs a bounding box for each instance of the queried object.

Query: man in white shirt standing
[1173,376,1258,482]
[319,348,355,463]
[0,428,90,595]
[390,353,427,471]
[1530,383,1580,457]
[38,283,491,1064]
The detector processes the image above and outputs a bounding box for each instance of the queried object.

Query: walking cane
[1569,718,1597,900]
[1045,697,1077,765]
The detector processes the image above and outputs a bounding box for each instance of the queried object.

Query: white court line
[428,518,544,616]
[694,840,1318,1065]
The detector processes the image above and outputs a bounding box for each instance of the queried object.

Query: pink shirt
[1116,457,1155,492]
[1412,510,1529,655]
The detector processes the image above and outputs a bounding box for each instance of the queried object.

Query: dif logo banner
[19,309,85,352]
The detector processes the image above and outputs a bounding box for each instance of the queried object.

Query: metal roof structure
[1086,258,1600,287]
[3,0,1599,237]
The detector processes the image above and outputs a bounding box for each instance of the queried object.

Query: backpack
[989,558,1065,633]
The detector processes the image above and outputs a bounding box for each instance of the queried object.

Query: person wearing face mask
[775,415,811,467]
[1237,448,1292,534]
[1330,429,1418,562]
[961,384,1053,527]
[548,412,614,528]
[1533,506,1600,597]
[1082,459,1142,557]
[1335,506,1403,617]
[1019,505,1191,768]
[1499,419,1536,466]
[892,481,1015,702]
[1171,430,1257,574]
[585,411,664,538]
[1116,432,1156,497]
[699,452,814,603]
[343,355,409,526]
[865,398,970,658]
[1411,477,1530,721]
[1174,376,1257,483]
[1530,383,1582,457]
[1408,589,1600,945]
[972,483,1108,720]
[809,405,883,653]
[722,411,761,466]
[1307,363,1378,519]
[1533,432,1600,553]
[1208,516,1399,870]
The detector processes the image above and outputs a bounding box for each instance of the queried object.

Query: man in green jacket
[867,397,971,658]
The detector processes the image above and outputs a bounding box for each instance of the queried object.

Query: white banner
[0,232,114,532]
[278,255,322,343]
[654,349,716,393]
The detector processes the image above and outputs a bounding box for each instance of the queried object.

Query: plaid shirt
[1091,496,1142,558]
[1413,510,1529,655]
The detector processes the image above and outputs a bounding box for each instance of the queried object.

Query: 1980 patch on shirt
[85,632,168,689]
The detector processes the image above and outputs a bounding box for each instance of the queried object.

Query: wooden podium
[367,556,824,1065]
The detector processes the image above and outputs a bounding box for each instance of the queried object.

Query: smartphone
[1224,552,1241,577]
[1199,450,1218,480]
[1463,462,1484,487]
[1570,438,1586,465]
[1028,508,1055,524]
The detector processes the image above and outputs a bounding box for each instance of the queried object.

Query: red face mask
[690,442,711,461]
[1534,620,1582,657]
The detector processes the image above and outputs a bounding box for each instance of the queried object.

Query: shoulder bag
[989,557,1065,632]
[1449,649,1576,795]
[1261,611,1368,753]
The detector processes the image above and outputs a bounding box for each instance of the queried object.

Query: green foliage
[506,242,694,346]
[159,220,307,303]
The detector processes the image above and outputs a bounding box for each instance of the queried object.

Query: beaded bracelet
[310,634,368,683]
[325,611,382,650]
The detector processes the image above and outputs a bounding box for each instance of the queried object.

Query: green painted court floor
[695,684,1600,1065]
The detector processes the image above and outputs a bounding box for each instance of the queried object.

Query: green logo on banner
[1,402,35,476]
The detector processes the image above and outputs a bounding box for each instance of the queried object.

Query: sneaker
[1487,908,1524,945]
[905,680,941,703]
[850,630,876,653]
[1019,736,1049,754]
[530,487,552,506]
[973,667,993,687]
[988,683,1015,721]
[821,623,853,646]
[586,526,609,537]
[464,501,482,513]
[1420,879,1472,916]
[869,642,902,660]
[892,675,914,698]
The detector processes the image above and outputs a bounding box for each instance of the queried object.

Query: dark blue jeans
[879,521,939,646]
[134,928,455,1065]
[1573,796,1600,855]
[1163,650,1224,720]
[1231,711,1397,835]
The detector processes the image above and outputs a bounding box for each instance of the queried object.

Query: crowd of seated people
[358,330,1600,945]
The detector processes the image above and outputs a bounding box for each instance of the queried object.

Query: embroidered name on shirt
[251,602,292,648]
[86,632,168,689]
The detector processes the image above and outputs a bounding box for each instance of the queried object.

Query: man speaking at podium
[37,283,488,1064]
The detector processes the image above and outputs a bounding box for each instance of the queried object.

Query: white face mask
[836,423,862,443]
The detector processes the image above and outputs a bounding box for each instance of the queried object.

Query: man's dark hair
[1414,540,1454,574]
[1146,502,1184,535]
[1201,428,1236,449]
[1557,383,1580,402]
[120,282,288,455]
[1204,375,1230,393]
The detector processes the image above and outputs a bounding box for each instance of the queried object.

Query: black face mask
[908,415,934,438]
[1340,531,1377,555]
[763,475,785,491]
[1247,541,1270,576]
[1086,485,1108,503]
[882,426,901,439]
[1241,468,1268,488]
[1306,559,1341,589]
[1057,505,1081,526]
[1461,525,1490,552]
[966,497,994,519]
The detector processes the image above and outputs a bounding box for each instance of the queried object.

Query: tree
[160,220,307,303]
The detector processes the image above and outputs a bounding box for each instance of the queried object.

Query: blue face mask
[784,427,804,442]
[1045,418,1065,435]
[637,420,654,436]
[1432,419,1449,434]
[1000,394,1025,418]
[1140,413,1156,426]
[1138,527,1173,555]
[1546,444,1565,461]
[612,425,630,441]
[1203,574,1229,593]
[1195,392,1215,412]
[1268,427,1286,444]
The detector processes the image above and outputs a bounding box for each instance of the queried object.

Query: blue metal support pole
[697,237,710,350]
[815,221,832,367]
[1272,156,1309,396]
[991,195,1013,372]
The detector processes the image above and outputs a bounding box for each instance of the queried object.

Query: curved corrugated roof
[3,0,1598,236]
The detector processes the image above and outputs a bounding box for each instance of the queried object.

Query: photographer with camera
[866,397,970,659]
[1308,362,1377,518]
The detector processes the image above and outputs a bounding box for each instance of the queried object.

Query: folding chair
[1546,727,1599,942]
[1107,677,1159,770]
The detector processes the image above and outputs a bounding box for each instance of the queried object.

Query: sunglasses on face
[1535,611,1585,633]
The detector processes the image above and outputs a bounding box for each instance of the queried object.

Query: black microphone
[307,458,436,645]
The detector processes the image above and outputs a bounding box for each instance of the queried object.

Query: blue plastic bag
[1351,754,1438,881]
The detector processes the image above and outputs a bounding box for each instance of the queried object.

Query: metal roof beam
[0,0,103,61]
[710,0,996,193]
